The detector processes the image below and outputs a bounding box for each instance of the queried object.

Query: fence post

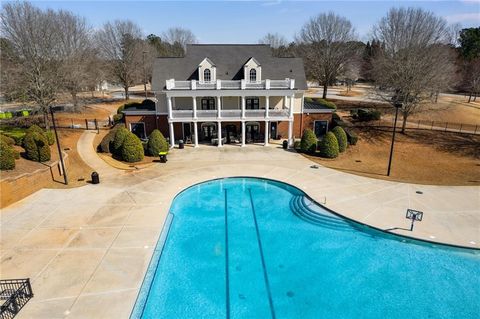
[85,119,88,130]
[475,125,478,134]
[445,122,448,132]
[431,121,434,130]
[459,123,462,133]
[95,118,99,134]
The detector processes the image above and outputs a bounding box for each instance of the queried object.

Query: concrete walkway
[1,132,479,318]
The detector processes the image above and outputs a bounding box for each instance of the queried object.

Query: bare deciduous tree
[162,27,197,50]
[296,12,357,98]
[372,7,455,133]
[259,33,288,48]
[0,1,63,127]
[96,20,144,100]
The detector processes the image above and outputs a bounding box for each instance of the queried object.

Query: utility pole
[49,106,68,185]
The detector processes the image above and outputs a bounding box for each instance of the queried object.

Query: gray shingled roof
[151,44,307,91]
[303,101,335,113]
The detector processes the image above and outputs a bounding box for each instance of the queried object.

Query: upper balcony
[165,78,295,91]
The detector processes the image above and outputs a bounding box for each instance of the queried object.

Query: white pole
[217,96,222,119]
[288,120,293,147]
[264,121,269,146]
[241,96,246,119]
[241,121,246,147]
[265,96,269,118]
[194,121,198,147]
[192,97,197,119]
[169,122,175,148]
[167,96,173,119]
[217,121,222,147]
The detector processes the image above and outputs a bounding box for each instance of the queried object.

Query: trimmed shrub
[300,129,318,153]
[98,127,119,153]
[23,131,51,162]
[293,140,301,150]
[0,140,16,170]
[112,127,129,156]
[113,113,124,123]
[26,124,45,135]
[1,134,15,146]
[354,108,381,121]
[319,132,339,158]
[344,128,358,145]
[332,126,348,152]
[313,98,337,110]
[121,132,144,162]
[117,104,125,114]
[45,130,55,145]
[147,129,168,156]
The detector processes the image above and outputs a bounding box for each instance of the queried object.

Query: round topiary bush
[147,129,168,156]
[0,140,16,170]
[332,126,347,153]
[121,132,144,162]
[26,124,45,135]
[98,127,119,153]
[319,132,339,158]
[300,129,318,153]
[113,127,130,156]
[45,130,55,145]
[1,134,15,146]
[23,131,51,162]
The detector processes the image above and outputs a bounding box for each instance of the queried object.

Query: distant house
[123,44,333,147]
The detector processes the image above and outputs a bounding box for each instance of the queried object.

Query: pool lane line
[224,189,231,319]
[248,188,276,319]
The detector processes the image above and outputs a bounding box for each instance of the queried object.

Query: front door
[246,123,259,142]
[201,123,216,141]
[246,97,259,110]
[314,120,328,138]
[270,122,278,140]
[183,123,191,142]
[201,97,215,110]
[225,125,237,144]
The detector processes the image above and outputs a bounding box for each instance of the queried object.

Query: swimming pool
[132,177,480,319]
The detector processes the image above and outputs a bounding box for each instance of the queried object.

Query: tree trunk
[124,86,129,100]
[43,111,50,130]
[322,82,328,99]
[434,91,439,103]
[71,92,78,107]
[468,92,472,103]
[401,114,407,134]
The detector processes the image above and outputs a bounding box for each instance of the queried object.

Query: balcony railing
[0,279,33,319]
[165,78,295,90]
[170,108,290,120]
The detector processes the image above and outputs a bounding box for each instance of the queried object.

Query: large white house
[123,44,333,147]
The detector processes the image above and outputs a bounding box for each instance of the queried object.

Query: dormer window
[249,69,257,82]
[244,57,261,83]
[199,58,216,83]
[204,69,211,82]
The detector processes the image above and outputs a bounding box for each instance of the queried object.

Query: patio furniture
[211,137,226,145]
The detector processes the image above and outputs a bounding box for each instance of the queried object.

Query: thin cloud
[445,12,480,23]
[261,0,282,6]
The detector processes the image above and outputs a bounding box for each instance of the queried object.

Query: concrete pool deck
[1,130,479,318]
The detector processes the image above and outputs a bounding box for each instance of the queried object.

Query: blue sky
[26,1,480,42]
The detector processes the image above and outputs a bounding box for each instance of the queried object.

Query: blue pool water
[132,178,480,319]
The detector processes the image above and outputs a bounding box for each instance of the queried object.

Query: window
[201,97,215,110]
[249,69,257,82]
[246,97,259,110]
[130,122,146,139]
[204,69,211,82]
[314,120,328,138]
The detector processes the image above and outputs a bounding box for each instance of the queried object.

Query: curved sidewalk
[77,130,120,177]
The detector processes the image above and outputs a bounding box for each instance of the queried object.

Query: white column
[241,121,246,147]
[264,121,269,146]
[265,96,269,118]
[217,96,222,118]
[167,96,173,119]
[217,121,222,147]
[169,122,175,148]
[241,96,246,119]
[289,94,294,118]
[288,120,293,147]
[193,121,198,147]
[192,97,197,119]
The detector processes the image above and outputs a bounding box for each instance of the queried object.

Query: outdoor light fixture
[387,101,402,176]
[406,209,423,231]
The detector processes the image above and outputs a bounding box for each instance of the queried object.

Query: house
[123,44,333,147]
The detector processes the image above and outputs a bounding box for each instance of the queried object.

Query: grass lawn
[304,127,480,186]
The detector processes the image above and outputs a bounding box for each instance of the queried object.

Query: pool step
[290,195,352,231]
